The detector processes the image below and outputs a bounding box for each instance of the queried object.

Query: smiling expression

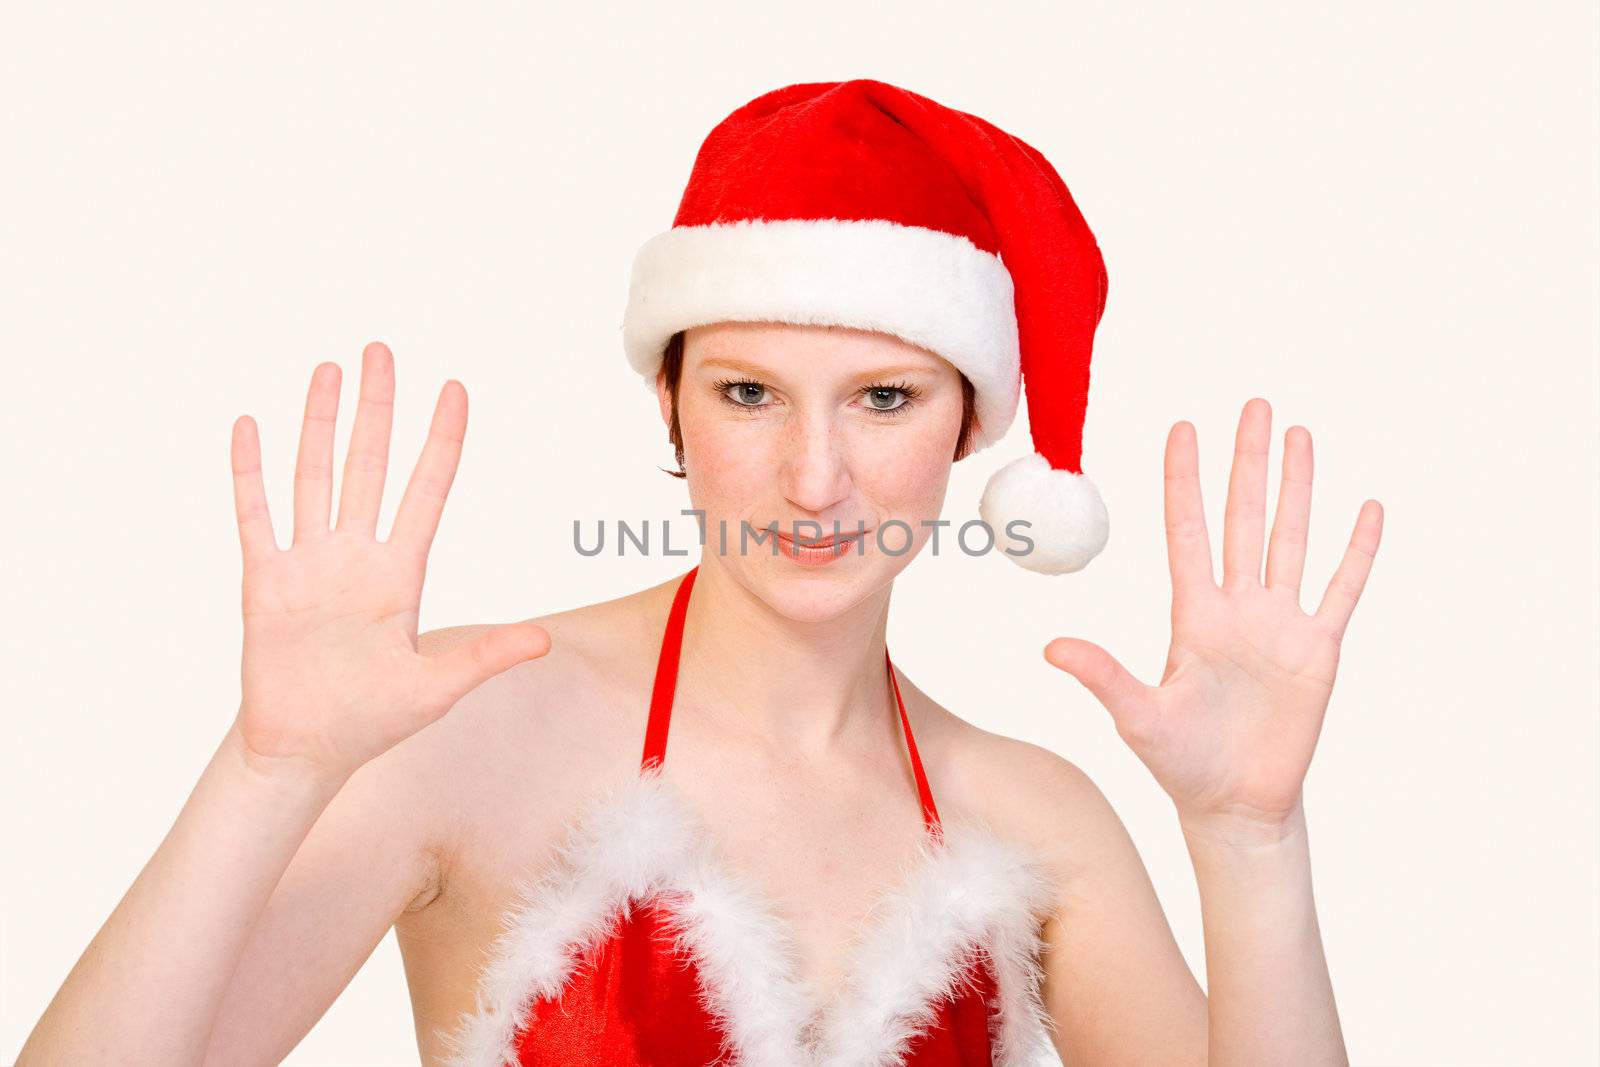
[656,320,971,621]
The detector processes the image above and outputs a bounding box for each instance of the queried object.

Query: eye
[714,378,772,409]
[859,381,922,417]
[712,377,922,417]
[864,386,908,412]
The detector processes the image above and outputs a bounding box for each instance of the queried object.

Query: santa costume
[440,77,1110,1066]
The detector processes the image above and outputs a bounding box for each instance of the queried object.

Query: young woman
[20,81,1378,1066]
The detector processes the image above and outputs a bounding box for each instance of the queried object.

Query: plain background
[2,2,1596,1065]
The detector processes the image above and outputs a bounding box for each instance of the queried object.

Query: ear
[655,365,672,429]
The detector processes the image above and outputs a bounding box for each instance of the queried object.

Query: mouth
[772,527,872,563]
[772,526,872,546]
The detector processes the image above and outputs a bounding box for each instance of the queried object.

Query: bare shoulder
[403,577,682,883]
[415,575,679,747]
[900,684,1207,1061]
[909,685,1202,988]
[904,684,1137,888]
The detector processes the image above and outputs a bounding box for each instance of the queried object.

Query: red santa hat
[621,79,1111,575]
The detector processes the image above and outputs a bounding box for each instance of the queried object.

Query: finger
[1163,420,1215,592]
[1313,500,1384,642]
[1221,398,1272,588]
[1044,636,1157,740]
[231,415,279,565]
[292,362,341,545]
[424,622,552,713]
[387,380,468,558]
[335,342,396,536]
[1264,425,1314,602]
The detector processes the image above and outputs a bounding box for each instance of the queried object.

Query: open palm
[230,342,549,782]
[1046,398,1383,830]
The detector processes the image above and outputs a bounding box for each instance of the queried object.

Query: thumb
[1044,636,1154,736]
[426,622,552,711]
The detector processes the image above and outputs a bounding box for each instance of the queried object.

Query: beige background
[3,2,1596,1065]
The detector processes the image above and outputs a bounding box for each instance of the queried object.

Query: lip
[772,527,871,567]
[773,531,866,547]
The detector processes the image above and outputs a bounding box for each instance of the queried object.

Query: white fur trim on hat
[979,452,1110,575]
[622,217,1021,454]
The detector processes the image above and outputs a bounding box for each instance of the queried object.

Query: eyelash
[711,377,923,418]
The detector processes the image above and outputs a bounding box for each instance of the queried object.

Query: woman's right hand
[229,341,550,784]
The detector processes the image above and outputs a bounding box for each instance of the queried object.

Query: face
[657,320,965,622]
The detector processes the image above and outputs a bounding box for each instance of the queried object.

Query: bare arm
[19,343,548,1064]
[1041,400,1378,1064]
[1024,751,1209,1065]
[199,628,475,1066]
[1036,776,1343,1065]
[18,720,348,1065]
[1180,799,1343,1064]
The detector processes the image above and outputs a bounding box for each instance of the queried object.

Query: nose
[779,406,853,514]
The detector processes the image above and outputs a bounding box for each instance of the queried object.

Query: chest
[402,761,959,1038]
[398,767,925,1056]
[421,772,1058,1067]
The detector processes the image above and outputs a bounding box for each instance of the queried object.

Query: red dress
[441,567,1057,1066]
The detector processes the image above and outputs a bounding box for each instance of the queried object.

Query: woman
[20,81,1378,1066]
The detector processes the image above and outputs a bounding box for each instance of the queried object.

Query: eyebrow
[696,356,939,380]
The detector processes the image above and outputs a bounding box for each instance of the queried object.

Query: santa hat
[621,79,1110,575]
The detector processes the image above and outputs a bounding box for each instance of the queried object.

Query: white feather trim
[437,769,1058,1067]
[812,817,1059,1067]
[621,217,1022,455]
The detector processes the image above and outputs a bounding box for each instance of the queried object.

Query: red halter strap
[640,565,943,833]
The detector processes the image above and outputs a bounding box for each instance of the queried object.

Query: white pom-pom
[978,452,1109,575]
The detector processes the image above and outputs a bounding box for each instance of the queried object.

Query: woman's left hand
[1045,398,1383,838]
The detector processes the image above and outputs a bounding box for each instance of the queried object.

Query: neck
[670,558,897,758]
